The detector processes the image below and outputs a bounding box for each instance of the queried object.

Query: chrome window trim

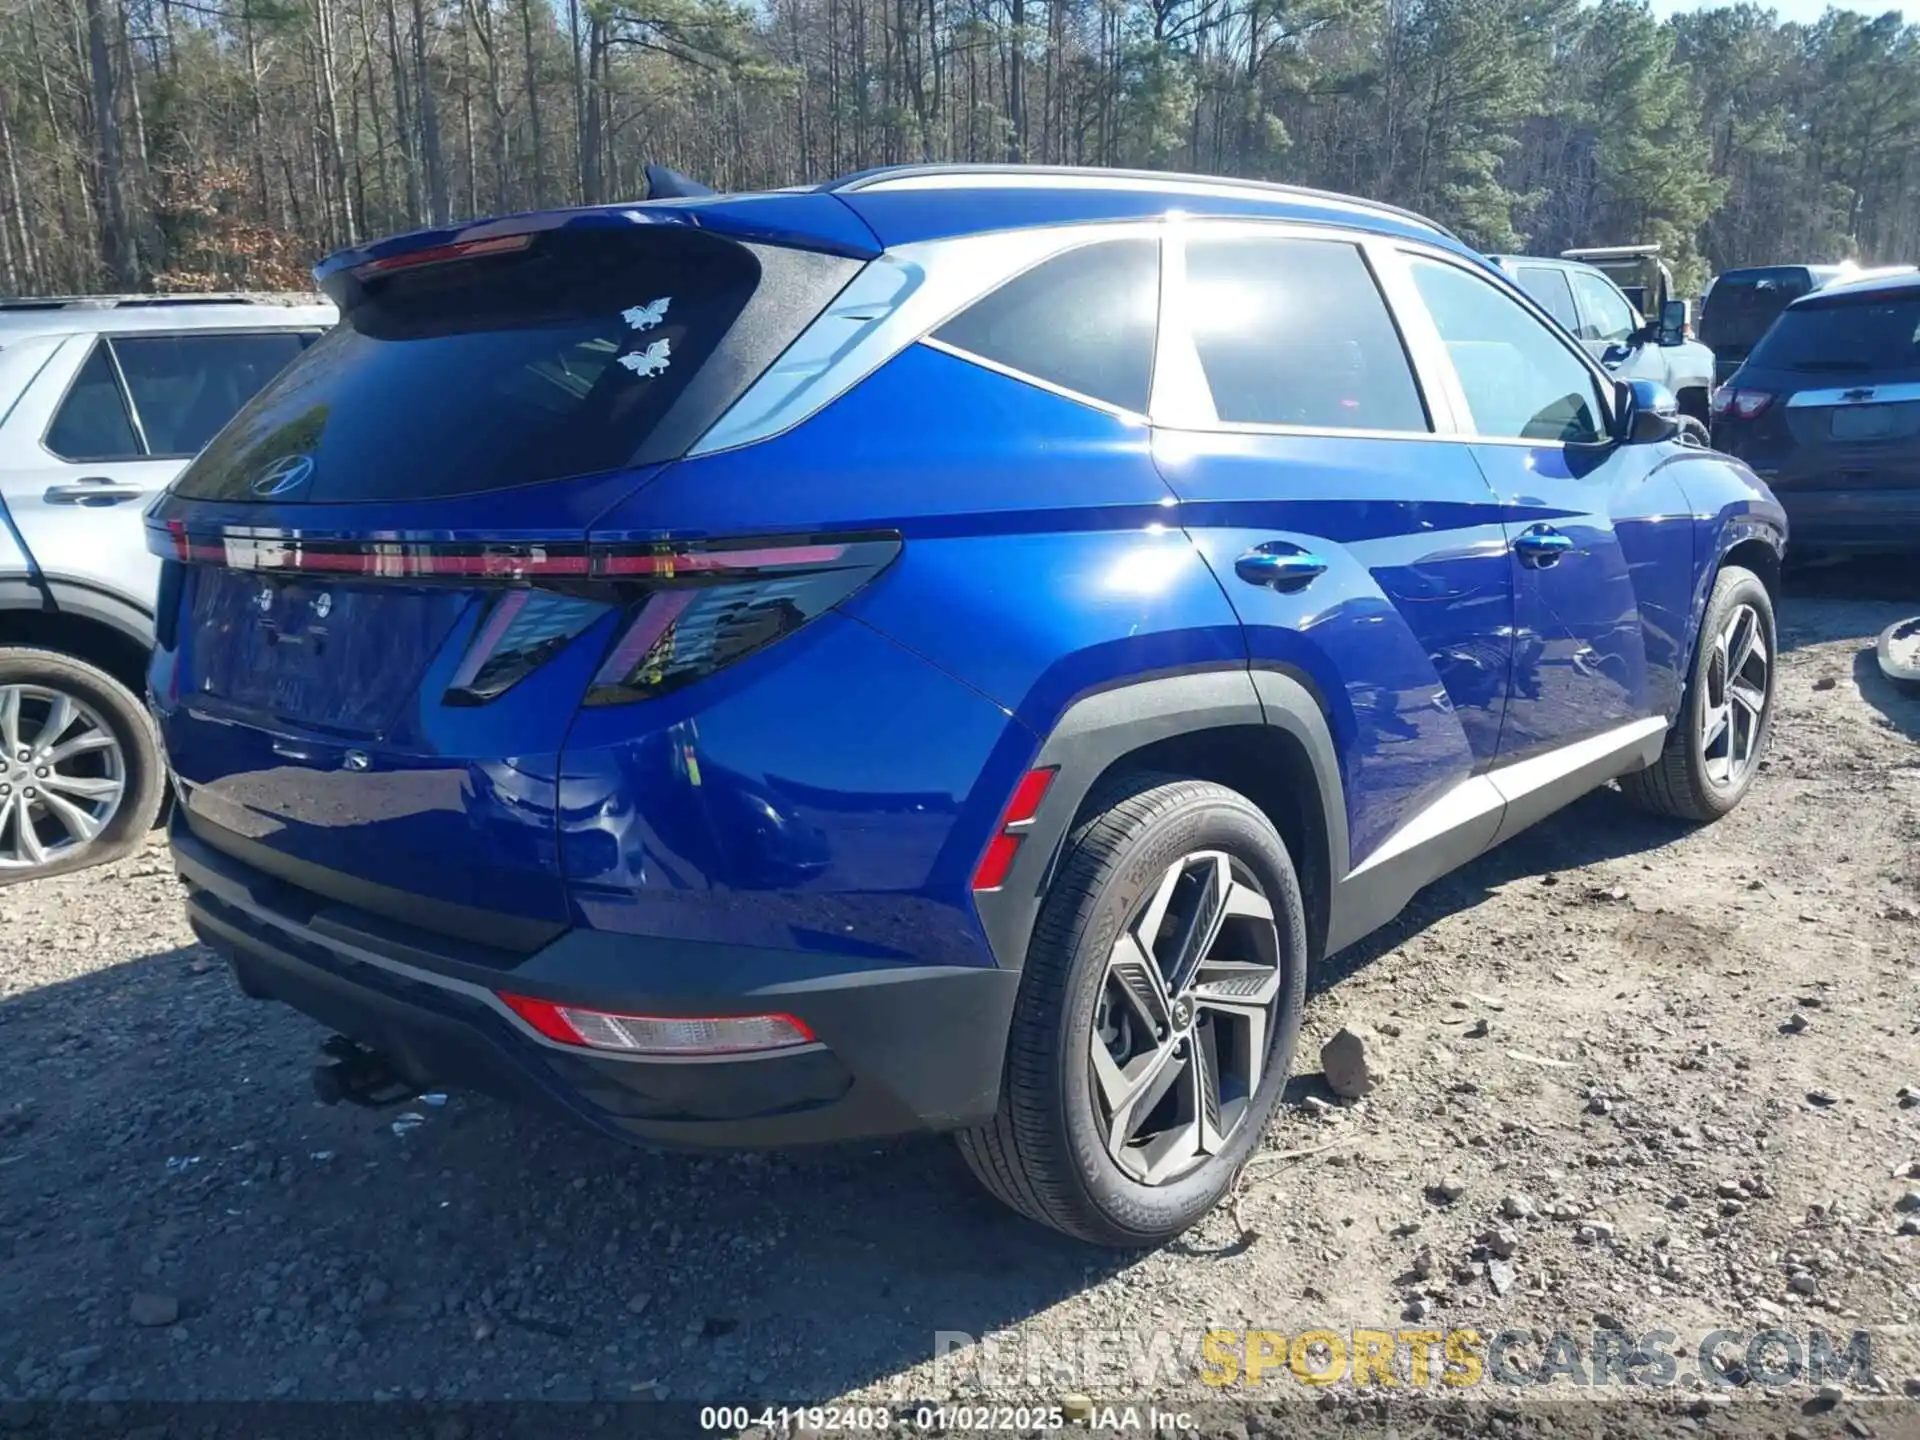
[690,213,1634,456]
[101,337,152,456]
[1148,216,1218,426]
[688,220,1166,457]
[1786,381,1920,408]
[918,335,1151,425]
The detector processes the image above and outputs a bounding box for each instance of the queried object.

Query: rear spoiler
[313,194,882,304]
[645,164,715,199]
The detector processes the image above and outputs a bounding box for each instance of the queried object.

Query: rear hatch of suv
[1713,283,1920,515]
[148,206,871,948]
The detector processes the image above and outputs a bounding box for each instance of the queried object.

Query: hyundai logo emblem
[343,750,370,772]
[250,453,315,498]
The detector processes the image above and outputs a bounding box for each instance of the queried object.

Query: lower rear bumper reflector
[497,993,815,1056]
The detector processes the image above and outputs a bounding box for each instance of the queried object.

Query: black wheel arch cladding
[972,665,1347,973]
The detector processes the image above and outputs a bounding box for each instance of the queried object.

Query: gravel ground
[2,563,1918,1430]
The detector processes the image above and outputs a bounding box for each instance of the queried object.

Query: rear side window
[175,228,857,503]
[1700,270,1814,351]
[932,239,1159,413]
[1569,271,1638,343]
[1748,297,1920,376]
[1515,266,1579,332]
[1182,235,1429,432]
[46,342,140,461]
[113,332,311,456]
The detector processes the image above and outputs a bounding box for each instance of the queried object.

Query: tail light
[1710,386,1774,421]
[583,537,901,705]
[446,590,611,704]
[153,523,901,706]
[499,992,814,1055]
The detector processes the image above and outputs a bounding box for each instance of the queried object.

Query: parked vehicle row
[1699,264,1859,387]
[133,166,1784,1245]
[0,295,335,879]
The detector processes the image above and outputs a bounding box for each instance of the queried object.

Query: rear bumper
[174,818,1019,1147]
[1768,487,1920,552]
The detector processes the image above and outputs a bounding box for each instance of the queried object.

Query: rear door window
[1515,266,1580,332]
[932,238,1160,413]
[112,332,312,457]
[1747,297,1920,377]
[1180,234,1430,432]
[1569,272,1638,343]
[175,228,857,503]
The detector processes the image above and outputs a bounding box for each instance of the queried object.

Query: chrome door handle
[1234,545,1328,593]
[45,476,145,504]
[1513,526,1574,568]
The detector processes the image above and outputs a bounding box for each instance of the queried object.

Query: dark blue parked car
[148,166,1787,1245]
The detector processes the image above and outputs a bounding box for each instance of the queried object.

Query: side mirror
[1617,378,1680,444]
[1658,299,1688,347]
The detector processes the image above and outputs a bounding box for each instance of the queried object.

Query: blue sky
[1647,0,1904,20]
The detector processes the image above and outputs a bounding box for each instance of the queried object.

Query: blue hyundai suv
[148,166,1787,1245]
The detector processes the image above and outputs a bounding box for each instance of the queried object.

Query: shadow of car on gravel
[0,780,1714,1405]
[0,939,1138,1405]
[1314,785,1693,994]
[1857,639,1920,741]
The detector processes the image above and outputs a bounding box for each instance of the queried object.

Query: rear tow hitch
[312,1035,418,1108]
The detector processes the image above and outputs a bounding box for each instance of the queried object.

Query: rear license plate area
[1830,405,1896,440]
[187,569,463,735]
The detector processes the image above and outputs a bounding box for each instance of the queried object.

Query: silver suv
[0,294,335,882]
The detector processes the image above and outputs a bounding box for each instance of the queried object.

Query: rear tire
[957,775,1307,1247]
[1620,565,1775,822]
[0,647,164,885]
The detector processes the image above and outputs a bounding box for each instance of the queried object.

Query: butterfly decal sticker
[618,339,672,377]
[621,297,672,332]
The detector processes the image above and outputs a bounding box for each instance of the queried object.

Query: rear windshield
[173,227,852,503]
[1700,269,1816,352]
[1746,296,1920,377]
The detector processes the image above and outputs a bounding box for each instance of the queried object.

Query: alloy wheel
[0,685,126,872]
[1091,850,1282,1185]
[1700,601,1769,789]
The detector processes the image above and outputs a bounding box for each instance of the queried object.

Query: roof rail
[822,164,1459,242]
[0,292,326,312]
[1560,244,1662,261]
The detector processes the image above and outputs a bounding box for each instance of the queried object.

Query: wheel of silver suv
[0,648,165,884]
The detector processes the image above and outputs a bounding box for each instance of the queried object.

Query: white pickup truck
[1488,244,1716,439]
